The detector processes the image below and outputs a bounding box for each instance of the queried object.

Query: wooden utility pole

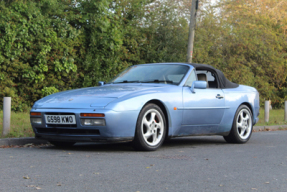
[186,0,199,63]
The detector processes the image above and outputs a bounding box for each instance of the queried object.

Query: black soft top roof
[189,63,239,89]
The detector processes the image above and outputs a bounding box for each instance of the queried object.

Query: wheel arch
[224,102,254,143]
[225,102,254,136]
[240,102,253,117]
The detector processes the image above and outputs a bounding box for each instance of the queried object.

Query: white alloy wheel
[132,104,166,151]
[236,108,252,140]
[223,105,253,143]
[141,109,164,146]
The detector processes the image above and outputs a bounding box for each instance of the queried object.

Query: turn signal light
[80,113,105,117]
[30,112,41,116]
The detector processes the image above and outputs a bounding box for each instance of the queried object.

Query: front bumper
[30,108,139,143]
[35,134,133,143]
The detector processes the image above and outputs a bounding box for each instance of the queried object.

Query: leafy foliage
[139,1,189,63]
[41,87,59,97]
[193,0,287,107]
[0,0,79,111]
[0,0,287,111]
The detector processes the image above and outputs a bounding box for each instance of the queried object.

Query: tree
[0,0,80,111]
[193,0,287,107]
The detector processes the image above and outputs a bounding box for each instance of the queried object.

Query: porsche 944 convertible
[30,63,260,151]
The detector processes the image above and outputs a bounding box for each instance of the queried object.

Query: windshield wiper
[142,80,174,84]
[111,80,141,84]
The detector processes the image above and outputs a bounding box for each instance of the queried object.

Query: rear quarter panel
[220,85,260,135]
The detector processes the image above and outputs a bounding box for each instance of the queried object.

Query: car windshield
[109,64,189,85]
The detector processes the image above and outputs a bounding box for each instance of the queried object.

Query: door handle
[216,94,224,99]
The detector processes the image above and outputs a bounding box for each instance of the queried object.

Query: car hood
[33,85,162,109]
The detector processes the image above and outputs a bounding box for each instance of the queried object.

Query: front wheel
[132,104,166,151]
[224,105,253,143]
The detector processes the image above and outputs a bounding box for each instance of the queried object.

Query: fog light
[31,117,42,124]
[81,119,106,126]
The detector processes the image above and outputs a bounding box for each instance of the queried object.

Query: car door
[181,70,226,126]
[182,88,225,125]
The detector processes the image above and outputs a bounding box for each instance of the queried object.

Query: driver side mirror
[190,81,207,93]
[98,81,105,86]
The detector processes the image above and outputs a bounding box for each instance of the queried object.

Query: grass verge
[256,109,287,126]
[0,108,286,138]
[0,111,34,138]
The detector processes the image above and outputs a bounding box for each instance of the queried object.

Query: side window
[195,70,218,88]
[184,69,197,87]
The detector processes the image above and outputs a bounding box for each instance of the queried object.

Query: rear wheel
[132,104,166,151]
[49,141,75,147]
[224,105,253,143]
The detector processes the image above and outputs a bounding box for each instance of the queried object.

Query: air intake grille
[36,128,100,135]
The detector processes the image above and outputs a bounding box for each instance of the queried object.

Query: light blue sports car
[30,63,260,151]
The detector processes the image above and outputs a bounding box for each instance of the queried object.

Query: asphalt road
[1,131,287,192]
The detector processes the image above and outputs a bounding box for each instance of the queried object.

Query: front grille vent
[36,128,100,135]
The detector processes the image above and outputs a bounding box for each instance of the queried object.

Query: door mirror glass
[190,81,207,93]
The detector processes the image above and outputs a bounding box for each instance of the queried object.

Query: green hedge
[0,0,287,111]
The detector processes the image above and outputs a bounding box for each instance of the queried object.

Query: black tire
[224,105,253,143]
[132,104,166,151]
[49,141,75,147]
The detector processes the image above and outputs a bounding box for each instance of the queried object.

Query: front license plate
[45,115,76,124]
